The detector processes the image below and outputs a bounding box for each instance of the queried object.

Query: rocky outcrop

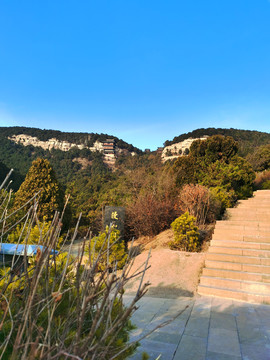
[8,134,104,152]
[8,133,119,166]
[8,134,137,168]
[161,136,208,162]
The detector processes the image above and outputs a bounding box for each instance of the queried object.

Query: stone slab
[210,312,237,331]
[126,295,270,360]
[184,316,210,338]
[206,351,241,360]
[147,330,183,344]
[174,335,207,360]
[138,338,177,359]
[241,343,270,360]
[207,328,241,357]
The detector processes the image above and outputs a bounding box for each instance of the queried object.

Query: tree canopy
[173,135,256,208]
[247,144,270,172]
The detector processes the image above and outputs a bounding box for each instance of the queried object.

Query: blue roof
[0,243,58,256]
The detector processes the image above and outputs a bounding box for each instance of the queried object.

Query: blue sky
[0,1,270,150]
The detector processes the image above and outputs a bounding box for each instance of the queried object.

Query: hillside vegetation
[0,126,141,151]
[164,127,270,157]
[1,127,270,359]
[1,126,270,240]
[0,126,141,190]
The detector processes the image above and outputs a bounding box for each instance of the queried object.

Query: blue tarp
[0,243,58,256]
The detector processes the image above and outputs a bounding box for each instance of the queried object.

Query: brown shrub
[254,170,270,190]
[177,184,220,226]
[126,193,176,238]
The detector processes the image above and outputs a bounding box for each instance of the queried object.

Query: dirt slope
[125,230,206,298]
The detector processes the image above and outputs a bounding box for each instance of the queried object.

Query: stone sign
[104,206,125,238]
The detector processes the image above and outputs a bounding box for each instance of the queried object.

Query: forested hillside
[0,135,107,189]
[164,128,270,157]
[0,126,140,152]
[0,126,141,190]
[1,126,270,240]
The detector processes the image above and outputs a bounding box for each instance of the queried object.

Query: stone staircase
[198,190,270,303]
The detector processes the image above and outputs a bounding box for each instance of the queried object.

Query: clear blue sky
[0,1,270,150]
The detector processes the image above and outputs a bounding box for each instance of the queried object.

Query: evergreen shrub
[88,226,127,270]
[262,180,270,189]
[209,186,237,211]
[7,220,63,248]
[169,212,200,252]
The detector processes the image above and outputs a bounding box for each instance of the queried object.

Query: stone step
[252,198,270,200]
[233,205,270,210]
[225,209,270,221]
[215,220,270,230]
[237,198,270,202]
[214,225,270,233]
[224,212,270,219]
[213,227,270,237]
[202,267,270,283]
[246,194,270,199]
[200,276,270,294]
[227,214,270,218]
[217,219,270,225]
[252,190,270,195]
[197,284,270,303]
[208,246,270,258]
[226,206,270,214]
[210,240,270,251]
[249,199,270,201]
[226,210,270,217]
[238,197,270,201]
[244,235,270,243]
[214,228,270,236]
[228,211,270,215]
[212,232,270,242]
[205,259,270,274]
[206,253,270,265]
[251,197,270,200]
[199,190,270,303]
[225,216,270,221]
[236,205,270,210]
[250,198,270,201]
[238,199,270,203]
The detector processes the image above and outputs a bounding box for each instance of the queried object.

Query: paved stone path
[124,295,270,360]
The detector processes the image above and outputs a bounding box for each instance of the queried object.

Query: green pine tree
[14,158,64,221]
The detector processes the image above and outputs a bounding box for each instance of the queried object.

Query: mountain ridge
[0,126,141,153]
[1,126,270,192]
[164,127,270,157]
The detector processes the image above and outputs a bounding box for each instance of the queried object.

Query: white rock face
[161,136,208,162]
[8,134,137,169]
[8,134,87,151]
[90,140,104,152]
[9,134,105,153]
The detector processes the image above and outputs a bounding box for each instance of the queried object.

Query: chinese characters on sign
[104,206,125,238]
[104,206,125,237]
[111,211,118,220]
